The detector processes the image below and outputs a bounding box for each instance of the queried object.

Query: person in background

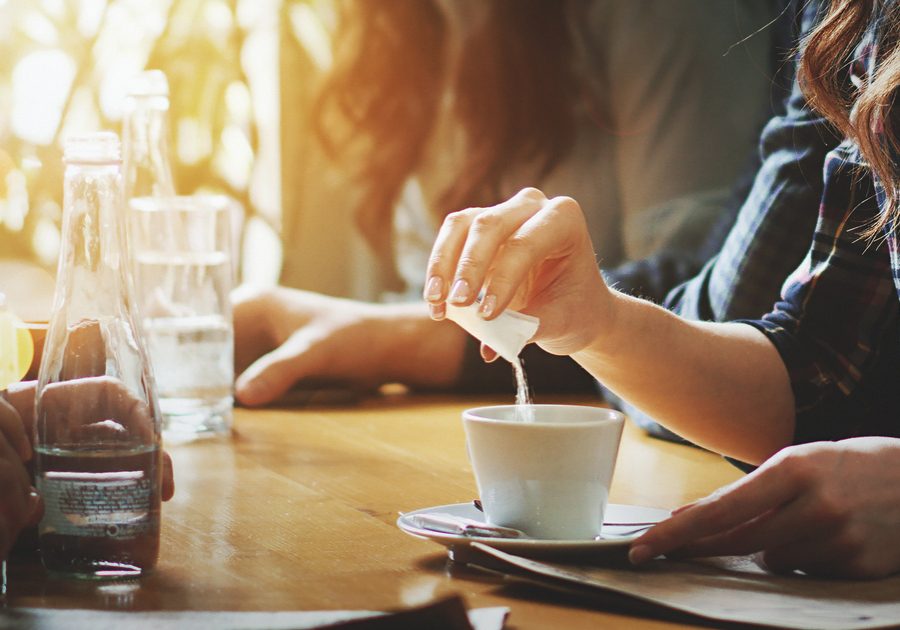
[424,0,900,578]
[233,0,779,405]
[619,0,842,442]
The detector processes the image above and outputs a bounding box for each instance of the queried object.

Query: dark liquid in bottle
[35,446,161,579]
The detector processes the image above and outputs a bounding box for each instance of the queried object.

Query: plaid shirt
[664,1,838,323]
[628,1,900,445]
[739,11,900,444]
[746,139,900,443]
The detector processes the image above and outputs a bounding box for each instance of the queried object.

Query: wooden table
[6,393,743,628]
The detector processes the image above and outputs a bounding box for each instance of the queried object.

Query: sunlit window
[0,0,285,282]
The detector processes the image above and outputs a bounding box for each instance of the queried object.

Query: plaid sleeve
[740,142,899,444]
[666,73,842,322]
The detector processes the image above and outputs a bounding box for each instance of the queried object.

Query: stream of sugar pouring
[513,357,535,423]
[444,303,539,422]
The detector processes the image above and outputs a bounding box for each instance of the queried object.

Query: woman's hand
[424,188,613,356]
[5,381,175,503]
[0,393,40,559]
[232,285,468,406]
[630,437,900,578]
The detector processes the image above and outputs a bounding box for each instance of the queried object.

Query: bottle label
[37,471,153,539]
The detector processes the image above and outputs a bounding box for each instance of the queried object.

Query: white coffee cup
[462,404,625,540]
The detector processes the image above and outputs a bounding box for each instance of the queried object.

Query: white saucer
[397,502,669,560]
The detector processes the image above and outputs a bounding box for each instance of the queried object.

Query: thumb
[162,451,175,501]
[235,339,310,407]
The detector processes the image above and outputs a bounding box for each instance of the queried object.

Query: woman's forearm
[573,290,795,464]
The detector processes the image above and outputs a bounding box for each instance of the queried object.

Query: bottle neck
[54,161,134,322]
[122,98,175,201]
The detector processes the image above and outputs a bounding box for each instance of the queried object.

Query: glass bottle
[34,132,162,579]
[121,69,175,202]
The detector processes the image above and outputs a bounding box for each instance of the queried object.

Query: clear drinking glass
[35,132,162,579]
[130,194,234,439]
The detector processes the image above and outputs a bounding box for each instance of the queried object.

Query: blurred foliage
[0,0,276,271]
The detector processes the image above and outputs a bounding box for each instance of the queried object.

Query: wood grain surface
[6,393,743,629]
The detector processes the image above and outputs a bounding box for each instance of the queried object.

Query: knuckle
[443,208,475,229]
[484,273,513,295]
[503,233,537,258]
[548,195,583,220]
[470,211,503,233]
[697,498,730,525]
[777,450,818,487]
[831,524,867,558]
[427,252,450,271]
[455,254,484,275]
[517,187,546,203]
[813,491,851,528]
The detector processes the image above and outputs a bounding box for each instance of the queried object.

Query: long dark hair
[312,0,581,257]
[800,0,900,235]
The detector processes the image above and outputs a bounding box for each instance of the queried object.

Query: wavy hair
[799,0,900,236]
[312,0,581,257]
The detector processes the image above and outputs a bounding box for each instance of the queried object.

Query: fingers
[478,196,583,317]
[40,376,155,445]
[0,395,31,461]
[629,460,805,564]
[235,338,309,407]
[448,191,549,309]
[0,453,32,556]
[161,450,175,501]
[424,208,478,306]
[664,498,811,559]
[0,425,32,496]
[6,380,36,448]
[425,188,547,313]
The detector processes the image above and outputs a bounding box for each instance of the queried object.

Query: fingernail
[478,294,497,319]
[429,303,446,321]
[424,276,443,302]
[448,279,470,304]
[629,544,653,565]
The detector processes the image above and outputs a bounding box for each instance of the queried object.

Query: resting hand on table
[424,187,612,357]
[232,285,467,406]
[630,437,900,579]
[0,390,40,559]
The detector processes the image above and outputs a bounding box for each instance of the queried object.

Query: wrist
[571,288,631,366]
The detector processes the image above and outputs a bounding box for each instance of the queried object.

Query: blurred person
[424,0,900,578]
[235,0,780,405]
